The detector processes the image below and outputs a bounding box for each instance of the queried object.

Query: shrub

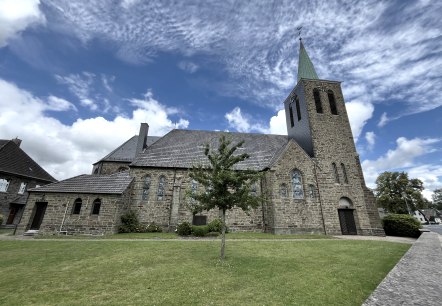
[145,223,163,233]
[176,221,192,236]
[118,211,139,233]
[382,214,422,238]
[192,225,209,237]
[207,218,223,233]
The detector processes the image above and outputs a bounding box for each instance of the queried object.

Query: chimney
[136,123,149,155]
[12,138,22,147]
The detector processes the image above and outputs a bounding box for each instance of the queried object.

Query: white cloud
[345,100,374,142]
[0,0,45,47]
[361,137,441,197]
[268,109,287,135]
[178,61,199,73]
[365,131,376,150]
[225,107,267,133]
[0,78,189,180]
[377,112,389,127]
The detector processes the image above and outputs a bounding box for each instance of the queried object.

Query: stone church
[16,41,384,236]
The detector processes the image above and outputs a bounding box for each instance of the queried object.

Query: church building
[16,41,384,236]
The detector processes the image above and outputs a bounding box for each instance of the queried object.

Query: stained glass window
[142,175,151,200]
[292,170,304,199]
[157,176,166,200]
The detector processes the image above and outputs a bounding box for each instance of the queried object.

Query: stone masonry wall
[266,141,325,234]
[129,167,264,232]
[16,191,130,235]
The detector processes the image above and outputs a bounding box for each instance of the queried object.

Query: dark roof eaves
[0,169,57,183]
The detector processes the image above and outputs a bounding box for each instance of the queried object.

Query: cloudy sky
[0,0,441,198]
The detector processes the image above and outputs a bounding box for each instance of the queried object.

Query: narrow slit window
[332,163,340,184]
[289,104,295,127]
[313,89,323,113]
[328,90,338,115]
[308,184,316,199]
[295,96,301,121]
[280,183,288,198]
[341,163,348,184]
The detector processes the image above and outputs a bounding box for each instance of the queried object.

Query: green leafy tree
[187,135,262,260]
[375,171,426,214]
[432,188,442,210]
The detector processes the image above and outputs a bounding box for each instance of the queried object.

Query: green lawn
[0,240,409,305]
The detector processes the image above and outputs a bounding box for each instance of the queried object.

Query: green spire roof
[297,40,319,82]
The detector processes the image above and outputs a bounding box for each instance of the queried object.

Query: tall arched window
[157,176,166,200]
[280,183,288,198]
[91,198,101,215]
[289,104,295,127]
[332,163,340,184]
[313,89,323,113]
[292,170,304,199]
[295,96,301,121]
[327,90,338,115]
[308,184,316,199]
[142,175,151,200]
[72,198,82,214]
[341,163,348,184]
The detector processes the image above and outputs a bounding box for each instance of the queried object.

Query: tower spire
[297,40,319,82]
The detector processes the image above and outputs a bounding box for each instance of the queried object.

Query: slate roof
[28,171,133,194]
[96,135,160,163]
[0,140,57,183]
[131,129,289,170]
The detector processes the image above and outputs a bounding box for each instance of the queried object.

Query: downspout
[313,161,327,235]
[59,200,70,235]
[168,168,178,230]
[260,170,267,233]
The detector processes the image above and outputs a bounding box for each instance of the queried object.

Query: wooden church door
[338,209,357,235]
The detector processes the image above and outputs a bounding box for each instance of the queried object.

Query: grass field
[0,239,409,305]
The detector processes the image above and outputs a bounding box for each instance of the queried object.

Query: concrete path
[363,232,442,306]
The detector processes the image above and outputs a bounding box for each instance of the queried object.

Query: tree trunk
[220,208,226,260]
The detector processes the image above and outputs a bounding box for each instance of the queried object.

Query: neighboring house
[0,139,56,226]
[16,40,385,237]
[413,210,428,224]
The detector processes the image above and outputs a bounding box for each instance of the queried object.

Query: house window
[142,175,151,200]
[308,184,316,199]
[295,96,301,121]
[332,163,340,184]
[341,163,348,184]
[157,176,166,200]
[72,198,82,214]
[0,179,10,192]
[280,183,288,198]
[91,199,101,215]
[289,104,295,127]
[292,170,304,199]
[328,90,338,115]
[18,182,27,194]
[313,89,323,113]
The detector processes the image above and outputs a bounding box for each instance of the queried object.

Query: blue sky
[0,0,441,199]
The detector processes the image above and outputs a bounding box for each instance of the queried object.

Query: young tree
[375,171,426,214]
[432,188,442,210]
[187,135,262,260]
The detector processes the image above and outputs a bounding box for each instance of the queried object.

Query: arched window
[341,163,348,184]
[0,178,10,192]
[332,163,340,184]
[313,89,323,113]
[280,183,288,198]
[289,104,295,127]
[328,90,338,115]
[91,198,101,215]
[142,175,151,200]
[157,176,166,200]
[72,198,82,214]
[292,170,304,199]
[295,96,301,121]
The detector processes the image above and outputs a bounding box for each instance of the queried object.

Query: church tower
[283,39,384,236]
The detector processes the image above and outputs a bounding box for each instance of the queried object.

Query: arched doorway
[338,197,357,235]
